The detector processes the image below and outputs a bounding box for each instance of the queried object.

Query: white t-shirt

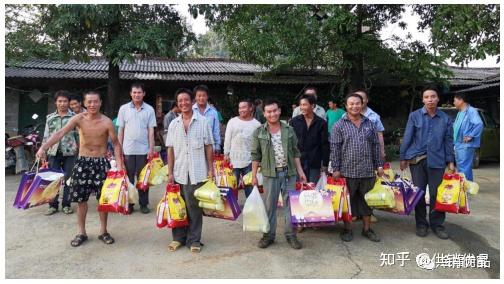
[223,117,261,168]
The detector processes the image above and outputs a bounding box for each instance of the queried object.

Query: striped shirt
[117,102,157,155]
[330,115,382,178]
[166,112,214,185]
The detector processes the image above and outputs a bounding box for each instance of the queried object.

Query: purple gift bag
[202,187,241,220]
[289,190,335,228]
[13,168,64,210]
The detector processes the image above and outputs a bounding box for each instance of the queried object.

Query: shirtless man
[36,91,124,247]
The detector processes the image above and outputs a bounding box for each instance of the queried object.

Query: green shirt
[326,108,346,133]
[251,121,301,177]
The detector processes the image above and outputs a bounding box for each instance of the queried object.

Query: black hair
[453,93,467,102]
[263,98,281,111]
[131,82,145,92]
[193,84,210,96]
[83,90,102,101]
[174,88,194,102]
[254,98,263,106]
[420,85,440,97]
[69,94,82,103]
[170,101,178,110]
[344,93,364,104]
[54,90,71,102]
[299,94,316,105]
[238,98,254,107]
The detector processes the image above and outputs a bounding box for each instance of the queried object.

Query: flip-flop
[168,241,182,252]
[98,233,115,245]
[70,234,88,247]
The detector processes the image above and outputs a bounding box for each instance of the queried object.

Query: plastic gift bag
[194,180,225,211]
[242,169,264,193]
[203,187,242,221]
[289,189,335,228]
[136,153,165,191]
[166,184,189,228]
[381,162,395,182]
[434,173,463,213]
[324,177,346,221]
[314,172,328,191]
[13,160,64,209]
[98,170,129,214]
[365,179,396,209]
[458,187,470,214]
[243,186,270,233]
[127,177,139,205]
[213,154,238,189]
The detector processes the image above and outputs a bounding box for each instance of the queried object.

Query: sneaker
[140,206,151,214]
[340,229,353,242]
[258,236,274,249]
[62,206,74,215]
[44,207,58,216]
[287,237,302,249]
[416,227,428,237]
[361,229,381,242]
[433,228,449,240]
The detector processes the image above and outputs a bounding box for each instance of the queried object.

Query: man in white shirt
[292,86,326,120]
[166,88,214,253]
[224,98,261,197]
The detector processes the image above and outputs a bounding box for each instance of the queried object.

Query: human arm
[464,109,484,142]
[445,117,455,173]
[223,118,233,162]
[148,127,155,159]
[212,112,221,152]
[167,146,174,184]
[321,121,330,169]
[205,144,214,180]
[294,157,307,183]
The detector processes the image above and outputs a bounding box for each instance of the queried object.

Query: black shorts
[69,156,110,203]
[346,177,376,217]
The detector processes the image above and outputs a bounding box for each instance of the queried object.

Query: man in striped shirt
[166,88,214,253]
[330,92,384,243]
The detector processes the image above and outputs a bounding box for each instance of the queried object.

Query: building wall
[5,88,20,136]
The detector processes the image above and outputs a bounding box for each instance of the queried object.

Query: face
[238,102,253,118]
[453,97,464,109]
[264,103,281,124]
[328,101,334,109]
[130,87,145,104]
[422,90,439,110]
[345,96,363,116]
[195,91,208,107]
[55,96,69,113]
[176,93,193,114]
[355,91,368,108]
[84,94,101,114]
[69,100,81,113]
[299,98,314,116]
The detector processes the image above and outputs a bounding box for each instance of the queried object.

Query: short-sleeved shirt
[363,107,385,132]
[166,112,214,185]
[117,102,157,155]
[326,108,346,134]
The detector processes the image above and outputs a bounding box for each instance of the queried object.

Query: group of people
[36,82,483,252]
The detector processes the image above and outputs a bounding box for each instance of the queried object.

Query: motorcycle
[5,114,44,174]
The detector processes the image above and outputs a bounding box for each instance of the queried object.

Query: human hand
[400,160,409,171]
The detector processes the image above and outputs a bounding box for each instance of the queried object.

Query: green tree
[188,30,230,58]
[6,4,195,115]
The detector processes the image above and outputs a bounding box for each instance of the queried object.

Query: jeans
[263,170,297,241]
[233,164,252,198]
[124,155,149,207]
[455,147,476,181]
[48,153,75,209]
[410,159,446,231]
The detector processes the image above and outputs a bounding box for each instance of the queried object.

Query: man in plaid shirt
[330,93,384,242]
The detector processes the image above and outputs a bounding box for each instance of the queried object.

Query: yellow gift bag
[98,170,129,214]
[434,173,462,213]
[365,179,396,208]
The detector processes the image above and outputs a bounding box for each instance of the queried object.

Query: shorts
[346,177,376,217]
[69,156,110,203]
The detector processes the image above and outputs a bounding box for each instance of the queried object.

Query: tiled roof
[454,82,500,93]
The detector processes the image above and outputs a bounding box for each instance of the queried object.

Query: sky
[175,4,499,68]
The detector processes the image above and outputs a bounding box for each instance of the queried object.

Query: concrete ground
[5,161,500,278]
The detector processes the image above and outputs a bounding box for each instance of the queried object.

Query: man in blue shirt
[192,85,221,153]
[400,86,455,240]
[453,93,483,181]
[118,82,157,214]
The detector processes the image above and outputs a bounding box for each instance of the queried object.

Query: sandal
[70,234,88,247]
[168,241,182,252]
[190,242,202,253]
[98,233,115,245]
[62,207,73,215]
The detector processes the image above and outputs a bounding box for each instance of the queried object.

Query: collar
[129,101,145,109]
[49,110,74,118]
[421,107,440,117]
[192,103,213,114]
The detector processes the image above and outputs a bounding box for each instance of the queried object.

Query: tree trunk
[343,5,365,92]
[105,61,120,117]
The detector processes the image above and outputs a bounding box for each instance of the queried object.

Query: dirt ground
[4,161,500,278]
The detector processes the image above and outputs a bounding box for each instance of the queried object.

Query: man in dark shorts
[330,92,384,242]
[36,91,124,247]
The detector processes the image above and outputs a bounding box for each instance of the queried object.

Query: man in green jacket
[251,98,307,250]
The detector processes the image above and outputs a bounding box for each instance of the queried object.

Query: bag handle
[30,159,40,173]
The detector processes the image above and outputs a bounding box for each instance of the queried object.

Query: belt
[275,166,288,172]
